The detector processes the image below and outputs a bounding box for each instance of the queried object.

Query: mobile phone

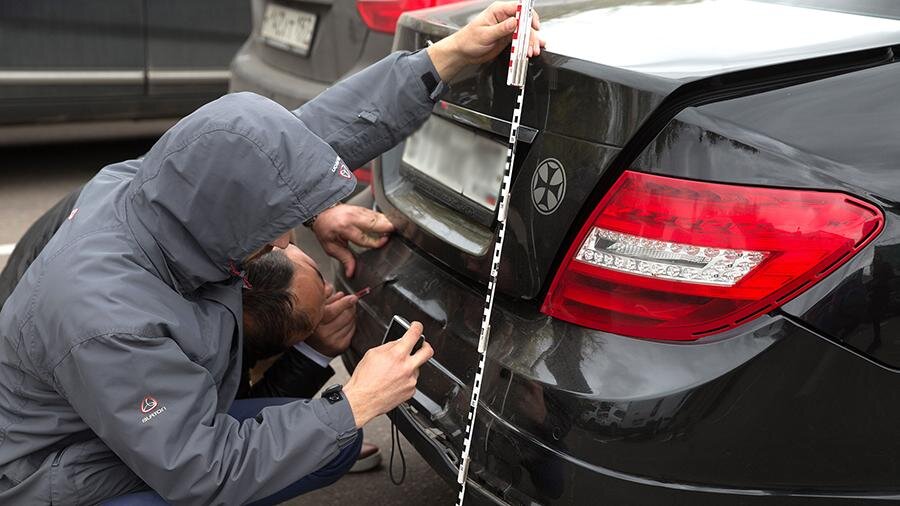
[382,315,425,355]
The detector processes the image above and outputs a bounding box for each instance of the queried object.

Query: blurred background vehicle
[229,0,465,184]
[0,0,250,145]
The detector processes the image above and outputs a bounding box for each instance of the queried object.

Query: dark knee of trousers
[105,430,364,506]
[243,429,364,506]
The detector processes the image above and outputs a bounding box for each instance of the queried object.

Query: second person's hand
[304,291,358,356]
[311,204,395,278]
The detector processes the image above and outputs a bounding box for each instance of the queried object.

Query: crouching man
[0,2,543,504]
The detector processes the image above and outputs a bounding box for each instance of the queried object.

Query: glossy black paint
[340,233,900,504]
[347,0,900,503]
[634,61,900,368]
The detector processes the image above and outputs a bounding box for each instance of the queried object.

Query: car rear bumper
[335,203,900,504]
[228,44,329,109]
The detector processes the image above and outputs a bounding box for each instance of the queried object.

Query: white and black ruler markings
[456,0,534,504]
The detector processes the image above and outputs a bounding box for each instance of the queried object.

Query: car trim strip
[0,69,230,86]
[147,69,231,84]
[0,70,144,86]
[432,101,538,144]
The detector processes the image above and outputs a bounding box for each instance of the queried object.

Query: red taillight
[542,170,884,341]
[356,0,462,33]
[356,162,373,185]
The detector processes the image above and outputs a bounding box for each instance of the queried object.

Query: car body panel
[632,60,900,368]
[146,0,249,97]
[338,217,900,503]
[540,0,900,80]
[383,0,900,302]
[0,0,248,127]
[0,0,145,106]
[341,0,900,503]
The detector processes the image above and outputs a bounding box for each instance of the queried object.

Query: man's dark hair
[242,250,314,363]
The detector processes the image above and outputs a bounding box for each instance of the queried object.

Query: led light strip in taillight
[543,170,885,341]
[576,227,768,287]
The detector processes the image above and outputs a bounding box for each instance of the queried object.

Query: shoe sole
[348,449,382,473]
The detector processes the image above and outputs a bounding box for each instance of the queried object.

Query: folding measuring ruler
[455,1,535,503]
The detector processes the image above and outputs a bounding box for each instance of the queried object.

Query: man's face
[281,244,328,337]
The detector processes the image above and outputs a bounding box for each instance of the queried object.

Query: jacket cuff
[407,49,449,102]
[312,396,359,449]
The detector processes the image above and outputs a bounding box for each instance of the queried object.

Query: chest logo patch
[140,396,158,414]
[140,395,168,424]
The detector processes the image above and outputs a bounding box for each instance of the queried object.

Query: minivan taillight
[542,170,884,341]
[356,0,462,33]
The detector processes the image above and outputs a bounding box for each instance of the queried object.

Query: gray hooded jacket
[0,49,445,505]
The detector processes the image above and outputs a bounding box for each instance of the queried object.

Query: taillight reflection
[542,170,884,341]
[356,0,464,34]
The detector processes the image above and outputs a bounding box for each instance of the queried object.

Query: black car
[333,0,900,504]
[0,0,249,143]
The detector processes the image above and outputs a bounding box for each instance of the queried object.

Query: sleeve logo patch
[331,156,353,179]
[140,395,168,424]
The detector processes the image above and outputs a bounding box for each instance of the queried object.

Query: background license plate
[261,3,317,56]
[402,116,506,211]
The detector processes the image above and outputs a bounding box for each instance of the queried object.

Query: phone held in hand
[383,315,425,355]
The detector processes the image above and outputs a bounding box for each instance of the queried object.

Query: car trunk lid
[375,0,900,300]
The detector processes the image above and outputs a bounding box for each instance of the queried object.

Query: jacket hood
[125,92,355,293]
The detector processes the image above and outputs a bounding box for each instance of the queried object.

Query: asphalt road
[0,139,456,505]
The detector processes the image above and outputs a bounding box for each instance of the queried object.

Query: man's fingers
[354,228,389,249]
[487,1,518,23]
[324,289,342,306]
[411,340,434,367]
[329,302,357,329]
[368,212,395,235]
[324,243,356,277]
[357,229,391,249]
[320,294,343,320]
[321,293,356,322]
[396,321,424,354]
[528,10,542,56]
[485,16,517,42]
[337,320,356,345]
[530,31,541,57]
[333,293,359,311]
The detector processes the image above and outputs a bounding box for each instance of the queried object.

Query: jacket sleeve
[52,333,358,505]
[293,49,447,169]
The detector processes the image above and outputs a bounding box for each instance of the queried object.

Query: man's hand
[427,1,545,81]
[311,204,395,277]
[304,290,358,357]
[342,322,433,428]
